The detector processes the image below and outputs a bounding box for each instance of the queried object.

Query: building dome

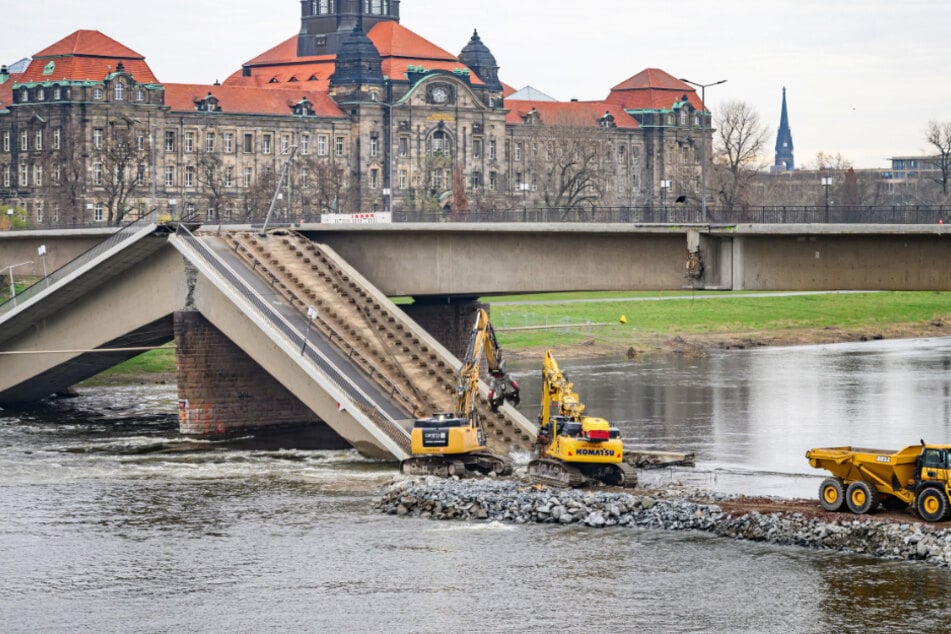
[459,29,501,92]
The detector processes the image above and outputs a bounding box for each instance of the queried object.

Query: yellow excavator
[528,350,637,488]
[400,308,519,477]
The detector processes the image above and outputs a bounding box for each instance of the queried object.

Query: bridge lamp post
[4,260,34,307]
[38,244,49,287]
[660,179,671,211]
[821,176,833,222]
[679,78,727,224]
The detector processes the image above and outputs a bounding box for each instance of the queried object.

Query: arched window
[428,130,452,157]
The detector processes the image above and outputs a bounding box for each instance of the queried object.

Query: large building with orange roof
[0,0,709,225]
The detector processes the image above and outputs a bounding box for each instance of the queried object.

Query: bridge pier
[174,310,349,448]
[401,297,486,361]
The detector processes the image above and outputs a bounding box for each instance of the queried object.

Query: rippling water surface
[2,338,950,632]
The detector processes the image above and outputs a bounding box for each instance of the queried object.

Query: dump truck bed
[806,445,925,501]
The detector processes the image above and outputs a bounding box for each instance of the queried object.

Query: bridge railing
[0,210,158,315]
[173,224,411,455]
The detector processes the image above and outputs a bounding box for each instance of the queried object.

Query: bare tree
[522,117,609,216]
[712,100,769,212]
[294,155,348,216]
[93,119,150,225]
[193,148,228,223]
[925,120,951,197]
[449,162,469,217]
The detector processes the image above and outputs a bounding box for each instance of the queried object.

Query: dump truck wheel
[818,477,846,512]
[916,488,949,522]
[846,481,879,514]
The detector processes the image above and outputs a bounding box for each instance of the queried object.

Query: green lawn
[86,291,950,377]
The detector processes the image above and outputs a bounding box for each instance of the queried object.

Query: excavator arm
[454,308,520,420]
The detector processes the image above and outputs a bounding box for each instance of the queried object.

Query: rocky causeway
[376,476,951,568]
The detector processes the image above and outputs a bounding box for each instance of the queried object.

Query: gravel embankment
[375,477,951,568]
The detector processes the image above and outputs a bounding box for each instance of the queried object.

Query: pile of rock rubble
[375,477,951,568]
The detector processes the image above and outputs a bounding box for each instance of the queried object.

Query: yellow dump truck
[806,444,951,522]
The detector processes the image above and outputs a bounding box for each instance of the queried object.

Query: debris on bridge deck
[626,450,696,469]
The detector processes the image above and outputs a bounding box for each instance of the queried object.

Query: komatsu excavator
[528,350,637,488]
[400,308,519,477]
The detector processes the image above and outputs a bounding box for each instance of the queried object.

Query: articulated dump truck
[806,444,951,522]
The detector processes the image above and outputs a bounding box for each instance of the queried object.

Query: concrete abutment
[401,297,487,361]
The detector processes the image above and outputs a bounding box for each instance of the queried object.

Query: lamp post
[821,176,833,222]
[680,78,727,224]
[38,244,49,287]
[4,260,34,307]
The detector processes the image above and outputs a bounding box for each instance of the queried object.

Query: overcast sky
[5,0,949,168]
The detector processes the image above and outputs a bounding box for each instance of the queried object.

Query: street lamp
[4,260,34,307]
[821,176,833,222]
[38,244,49,287]
[680,78,727,224]
[660,179,671,211]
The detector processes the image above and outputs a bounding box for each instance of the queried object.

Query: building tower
[774,87,795,172]
[298,0,400,57]
[458,30,502,92]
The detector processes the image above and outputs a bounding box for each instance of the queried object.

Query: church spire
[774,87,795,171]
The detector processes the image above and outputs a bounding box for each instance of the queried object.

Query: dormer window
[114,82,125,101]
[20,88,28,103]
[37,88,45,101]
[53,86,62,100]
[599,112,616,128]
[93,87,103,100]
[196,92,220,112]
[292,98,315,116]
[135,88,145,102]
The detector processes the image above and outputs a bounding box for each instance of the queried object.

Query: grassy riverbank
[85,291,949,382]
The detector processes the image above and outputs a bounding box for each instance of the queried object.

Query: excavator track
[614,463,639,489]
[400,454,511,478]
[527,459,587,488]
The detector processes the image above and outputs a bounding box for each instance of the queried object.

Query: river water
[1,338,950,632]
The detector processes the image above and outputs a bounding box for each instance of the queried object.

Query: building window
[34,164,43,187]
[244,134,254,153]
[631,174,639,191]
[20,89,29,103]
[262,134,272,154]
[2,132,9,152]
[2,165,9,187]
[431,170,443,191]
[165,166,175,187]
[398,136,409,157]
[35,130,43,151]
[19,163,28,186]
[135,88,145,102]
[94,203,104,222]
[53,86,62,100]
[224,133,234,153]
[370,137,379,157]
[471,170,482,188]
[682,146,690,164]
[37,88,45,102]
[53,164,61,184]
[489,171,497,190]
[225,203,234,220]
[225,166,234,187]
[184,132,194,153]
[369,168,379,189]
[428,131,451,157]
[205,132,215,152]
[36,201,44,223]
[473,139,482,159]
[399,169,407,189]
[93,162,103,185]
[488,139,497,160]
[115,82,125,101]
[20,131,28,151]
[136,132,145,151]
[317,135,328,156]
[185,165,195,187]
[300,133,310,155]
[335,136,346,157]
[165,131,175,152]
[93,88,103,100]
[93,129,104,150]
[281,134,290,154]
[514,142,523,162]
[243,167,253,187]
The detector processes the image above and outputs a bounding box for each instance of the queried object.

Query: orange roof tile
[223,61,336,91]
[163,83,346,118]
[0,75,18,109]
[17,29,158,84]
[607,68,703,111]
[241,35,336,67]
[505,100,639,130]
[34,30,146,60]
[369,21,456,61]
